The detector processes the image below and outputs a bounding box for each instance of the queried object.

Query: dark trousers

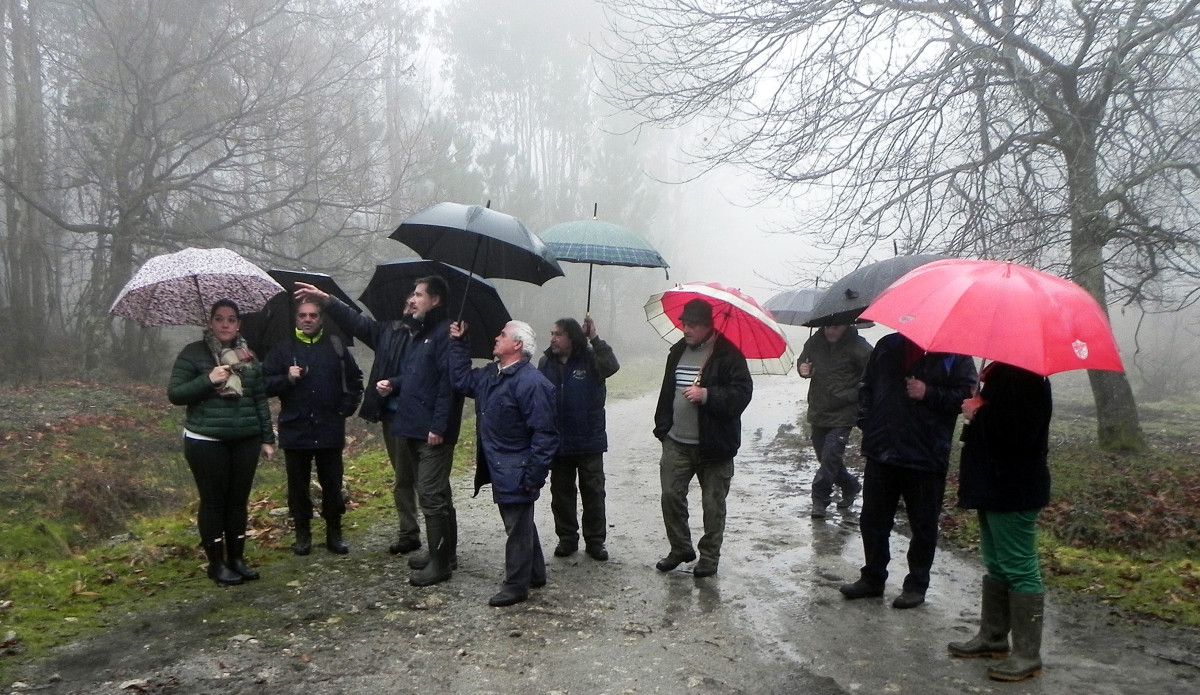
[284,448,345,521]
[393,438,456,523]
[858,459,946,592]
[549,452,607,547]
[811,426,857,505]
[659,438,734,563]
[381,421,420,541]
[184,436,260,544]
[497,502,546,595]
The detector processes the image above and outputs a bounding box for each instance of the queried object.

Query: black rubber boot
[204,542,242,586]
[226,534,259,580]
[291,518,312,556]
[988,592,1044,681]
[409,515,452,587]
[409,508,458,570]
[949,575,1011,658]
[325,516,350,555]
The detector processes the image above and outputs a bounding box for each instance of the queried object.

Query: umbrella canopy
[390,202,564,285]
[541,216,670,314]
[360,259,511,359]
[644,282,795,375]
[267,269,361,312]
[109,247,282,327]
[540,219,669,270]
[860,259,1124,376]
[764,287,824,326]
[241,269,360,356]
[805,254,949,327]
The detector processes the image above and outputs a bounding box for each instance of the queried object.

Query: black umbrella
[359,260,511,359]
[804,254,951,327]
[266,269,362,312]
[390,202,564,286]
[241,270,359,356]
[764,287,824,326]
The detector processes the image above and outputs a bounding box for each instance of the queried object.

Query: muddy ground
[8,377,1200,694]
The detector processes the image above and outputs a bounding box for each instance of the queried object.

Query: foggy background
[0,0,1196,407]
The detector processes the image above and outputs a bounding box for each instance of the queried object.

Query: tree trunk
[1067,140,1145,451]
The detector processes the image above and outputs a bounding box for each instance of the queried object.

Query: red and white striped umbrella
[110,247,283,327]
[644,282,795,375]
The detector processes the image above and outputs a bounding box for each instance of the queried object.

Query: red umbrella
[644,282,795,375]
[859,259,1123,376]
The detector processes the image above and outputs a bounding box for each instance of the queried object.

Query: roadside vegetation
[3,375,1197,684]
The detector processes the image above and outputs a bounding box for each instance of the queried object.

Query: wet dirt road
[10,377,1200,694]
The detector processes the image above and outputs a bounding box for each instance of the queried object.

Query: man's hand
[261,443,276,460]
[287,365,305,383]
[905,376,927,401]
[375,379,393,397]
[427,432,443,446]
[583,316,597,339]
[683,384,708,405]
[798,359,813,378]
[293,281,331,306]
[449,321,467,340]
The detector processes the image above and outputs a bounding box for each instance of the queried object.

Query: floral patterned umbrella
[109,247,283,327]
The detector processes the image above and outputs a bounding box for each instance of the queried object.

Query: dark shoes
[810,503,829,519]
[892,590,926,609]
[388,536,421,555]
[291,519,312,556]
[655,550,697,572]
[692,558,718,578]
[553,540,577,557]
[837,480,863,510]
[325,517,350,555]
[488,590,528,607]
[225,536,259,581]
[839,578,884,599]
[203,542,243,586]
[585,544,609,561]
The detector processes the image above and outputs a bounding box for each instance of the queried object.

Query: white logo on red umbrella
[899,315,915,324]
[1072,340,1089,359]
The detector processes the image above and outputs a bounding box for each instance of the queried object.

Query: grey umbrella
[764,287,824,326]
[804,254,950,327]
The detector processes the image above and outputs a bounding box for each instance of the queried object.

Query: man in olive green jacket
[797,325,871,517]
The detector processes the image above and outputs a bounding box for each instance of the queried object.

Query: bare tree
[0,0,424,377]
[604,0,1200,449]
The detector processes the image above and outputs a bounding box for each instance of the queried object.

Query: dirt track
[8,377,1200,694]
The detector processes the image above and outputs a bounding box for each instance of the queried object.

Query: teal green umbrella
[540,205,669,313]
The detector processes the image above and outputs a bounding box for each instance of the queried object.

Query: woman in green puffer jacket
[168,299,276,586]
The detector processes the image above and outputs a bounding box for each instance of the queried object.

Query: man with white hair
[448,319,559,606]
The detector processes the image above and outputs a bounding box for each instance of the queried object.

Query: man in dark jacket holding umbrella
[293,278,465,571]
[449,319,558,606]
[840,332,977,608]
[263,301,364,555]
[537,316,620,561]
[653,299,753,578]
[797,324,872,518]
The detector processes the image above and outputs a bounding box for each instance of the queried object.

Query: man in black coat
[263,300,364,555]
[840,332,977,608]
[652,299,753,578]
[537,316,620,561]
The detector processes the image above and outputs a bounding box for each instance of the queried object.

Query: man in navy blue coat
[263,300,364,556]
[537,317,619,561]
[449,319,558,607]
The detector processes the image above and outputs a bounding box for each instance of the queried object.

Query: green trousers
[978,510,1044,594]
[659,438,733,562]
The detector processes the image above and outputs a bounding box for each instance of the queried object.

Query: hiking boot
[554,540,578,557]
[585,544,609,561]
[892,590,926,609]
[325,516,350,555]
[388,536,421,555]
[655,550,697,572]
[693,558,719,578]
[839,578,884,599]
[291,518,312,556]
[837,479,862,509]
[811,503,829,519]
[488,590,528,607]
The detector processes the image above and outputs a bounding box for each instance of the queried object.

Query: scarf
[294,328,324,344]
[204,329,256,398]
